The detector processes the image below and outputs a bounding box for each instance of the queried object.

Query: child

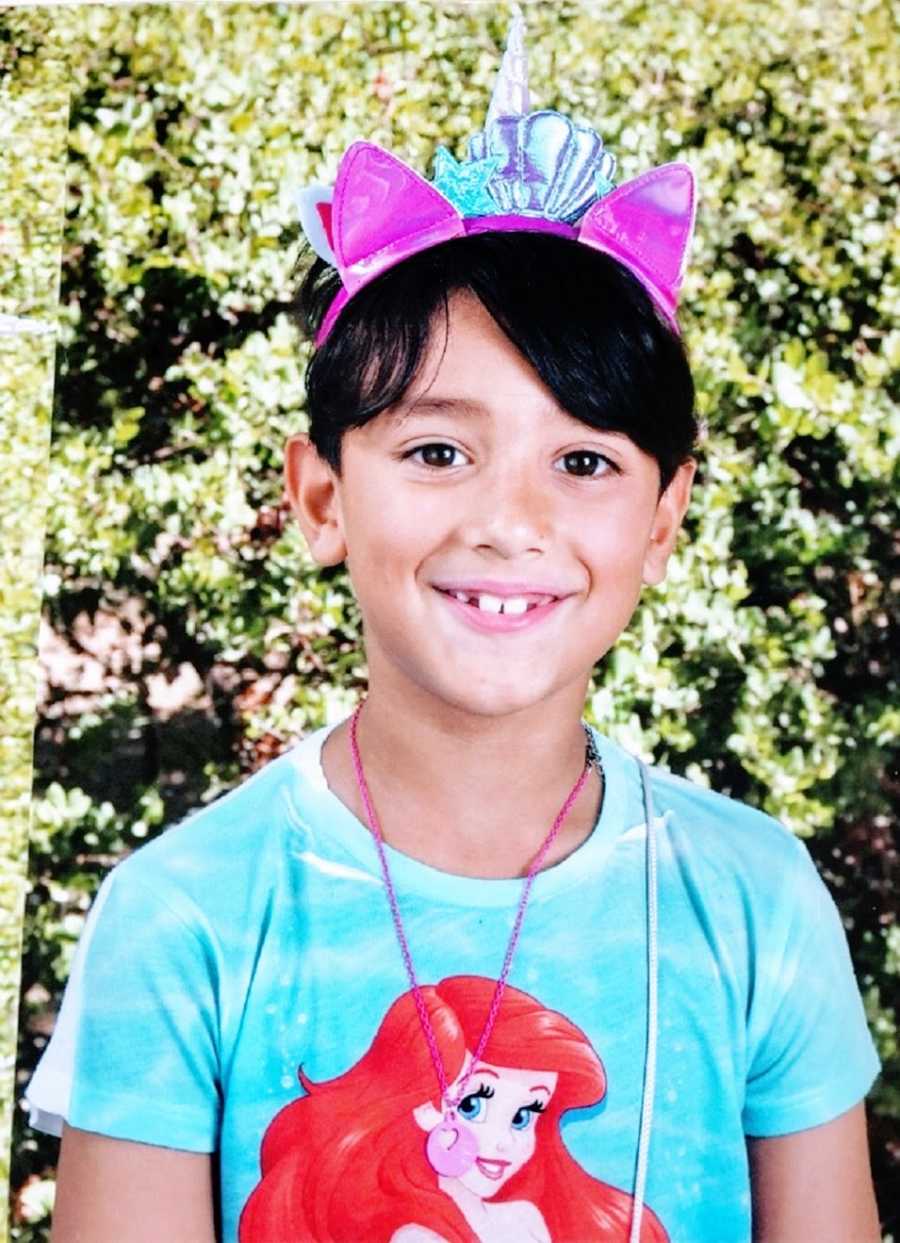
[28,14,880,1243]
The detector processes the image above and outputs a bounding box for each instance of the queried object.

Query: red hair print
[239,975,667,1242]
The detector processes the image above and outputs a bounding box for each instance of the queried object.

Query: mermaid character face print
[239,976,669,1243]
[412,1058,557,1200]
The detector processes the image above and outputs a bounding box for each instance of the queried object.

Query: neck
[437,1174,491,1227]
[321,678,602,879]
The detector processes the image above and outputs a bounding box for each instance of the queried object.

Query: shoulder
[649,761,798,854]
[648,762,827,908]
[594,730,824,916]
[602,730,811,873]
[106,725,337,922]
[494,1199,550,1240]
[389,1228,447,1243]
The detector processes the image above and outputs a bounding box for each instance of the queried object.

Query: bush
[1,9,69,1236]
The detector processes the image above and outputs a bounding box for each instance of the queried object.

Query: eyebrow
[393,395,633,443]
[470,1066,551,1095]
[393,396,491,421]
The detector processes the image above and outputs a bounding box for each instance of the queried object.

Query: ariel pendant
[426,1111,479,1176]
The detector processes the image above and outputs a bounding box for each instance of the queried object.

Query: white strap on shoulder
[629,759,659,1243]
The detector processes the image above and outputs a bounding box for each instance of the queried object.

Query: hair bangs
[293,233,697,490]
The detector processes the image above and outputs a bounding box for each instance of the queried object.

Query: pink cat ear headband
[296,9,697,347]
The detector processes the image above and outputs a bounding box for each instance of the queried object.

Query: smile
[475,1157,511,1180]
[432,584,568,634]
[442,589,556,615]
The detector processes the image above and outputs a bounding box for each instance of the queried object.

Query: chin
[432,656,578,716]
[374,637,586,721]
[458,1172,510,1200]
[434,679,555,720]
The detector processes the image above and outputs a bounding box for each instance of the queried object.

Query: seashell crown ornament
[296,9,696,345]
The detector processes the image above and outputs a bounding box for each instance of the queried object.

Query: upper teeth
[450,591,550,614]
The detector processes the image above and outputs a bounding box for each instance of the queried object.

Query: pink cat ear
[332,142,465,294]
[578,163,696,325]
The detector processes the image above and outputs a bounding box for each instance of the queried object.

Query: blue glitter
[431,147,501,217]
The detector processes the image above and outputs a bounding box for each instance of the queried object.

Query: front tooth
[502,597,528,615]
[478,593,503,614]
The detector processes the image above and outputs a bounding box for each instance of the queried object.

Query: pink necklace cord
[349,702,593,1112]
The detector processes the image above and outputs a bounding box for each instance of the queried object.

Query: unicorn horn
[485,5,530,128]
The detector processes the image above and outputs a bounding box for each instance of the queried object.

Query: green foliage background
[7,1,899,1237]
[1,12,68,1241]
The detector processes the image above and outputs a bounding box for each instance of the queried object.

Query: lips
[438,587,556,616]
[475,1157,511,1181]
[434,587,566,634]
[431,579,573,635]
[433,579,570,603]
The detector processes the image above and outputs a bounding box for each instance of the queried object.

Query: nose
[462,460,551,558]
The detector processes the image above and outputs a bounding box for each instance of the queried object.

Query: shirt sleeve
[742,835,881,1136]
[25,856,221,1152]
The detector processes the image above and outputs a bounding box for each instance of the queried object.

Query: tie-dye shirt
[27,722,879,1243]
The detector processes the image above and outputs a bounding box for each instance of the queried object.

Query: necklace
[349,702,599,1177]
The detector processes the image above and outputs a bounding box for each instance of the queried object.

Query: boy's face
[287,291,694,720]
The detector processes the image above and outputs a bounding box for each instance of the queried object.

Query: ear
[413,1100,443,1133]
[642,459,696,586]
[283,434,347,566]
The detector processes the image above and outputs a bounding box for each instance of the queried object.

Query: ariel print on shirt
[239,975,668,1242]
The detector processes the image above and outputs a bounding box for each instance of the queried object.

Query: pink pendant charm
[426,1113,479,1176]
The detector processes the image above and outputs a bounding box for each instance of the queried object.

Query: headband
[296,11,697,346]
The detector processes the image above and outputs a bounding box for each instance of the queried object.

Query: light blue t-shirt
[27,723,879,1242]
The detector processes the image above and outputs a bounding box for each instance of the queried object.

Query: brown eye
[420,444,459,467]
[407,443,465,468]
[558,450,609,477]
[405,444,467,467]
